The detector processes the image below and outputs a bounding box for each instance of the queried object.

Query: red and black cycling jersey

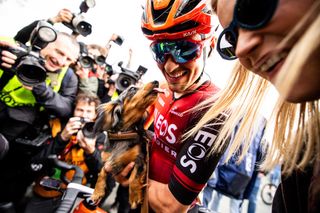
[149,81,226,205]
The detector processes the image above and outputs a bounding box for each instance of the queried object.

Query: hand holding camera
[0,21,57,87]
[48,8,73,25]
[60,117,84,141]
[60,116,96,142]
[0,41,19,69]
[77,130,96,154]
[62,0,95,37]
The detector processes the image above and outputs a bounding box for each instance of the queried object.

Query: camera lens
[72,15,92,37]
[16,55,47,86]
[76,21,92,37]
[121,78,130,88]
[38,26,57,43]
[95,55,106,66]
[79,56,93,69]
[105,64,113,75]
[116,73,137,92]
[81,122,95,139]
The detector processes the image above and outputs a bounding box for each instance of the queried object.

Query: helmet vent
[175,0,201,18]
[152,0,175,25]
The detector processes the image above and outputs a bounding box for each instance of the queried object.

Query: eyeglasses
[217,0,279,60]
[150,39,204,64]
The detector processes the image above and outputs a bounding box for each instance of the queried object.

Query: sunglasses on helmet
[150,39,204,64]
[217,0,279,60]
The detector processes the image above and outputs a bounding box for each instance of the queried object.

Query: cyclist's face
[156,35,205,94]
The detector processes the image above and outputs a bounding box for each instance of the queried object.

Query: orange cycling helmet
[141,0,213,40]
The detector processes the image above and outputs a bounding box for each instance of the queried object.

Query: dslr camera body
[63,0,96,37]
[1,21,57,87]
[79,117,96,139]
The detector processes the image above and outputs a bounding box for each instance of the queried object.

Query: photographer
[97,71,118,104]
[0,31,79,212]
[76,43,109,96]
[25,92,108,213]
[14,8,75,43]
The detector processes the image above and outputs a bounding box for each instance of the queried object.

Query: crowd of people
[0,0,319,213]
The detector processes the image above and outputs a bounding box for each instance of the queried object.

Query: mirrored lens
[236,0,278,28]
[150,44,166,64]
[150,40,201,64]
[217,30,237,60]
[175,40,201,63]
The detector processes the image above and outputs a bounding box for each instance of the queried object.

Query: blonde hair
[187,0,320,175]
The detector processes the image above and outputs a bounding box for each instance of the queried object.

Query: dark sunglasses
[217,0,279,60]
[150,39,204,64]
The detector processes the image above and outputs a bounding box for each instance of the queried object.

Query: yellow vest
[0,36,69,107]
[0,67,68,107]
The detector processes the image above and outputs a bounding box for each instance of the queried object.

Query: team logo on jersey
[180,130,217,173]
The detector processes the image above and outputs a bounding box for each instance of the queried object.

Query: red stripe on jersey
[172,166,205,192]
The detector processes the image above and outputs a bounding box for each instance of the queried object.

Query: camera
[1,21,57,87]
[62,0,95,37]
[78,54,108,74]
[105,63,113,76]
[113,35,124,46]
[79,117,95,139]
[115,62,148,92]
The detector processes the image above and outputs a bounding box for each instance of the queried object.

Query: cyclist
[105,0,228,212]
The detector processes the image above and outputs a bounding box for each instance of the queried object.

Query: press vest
[0,36,68,107]
[0,67,68,107]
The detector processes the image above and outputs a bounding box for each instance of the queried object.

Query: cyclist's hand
[104,161,135,187]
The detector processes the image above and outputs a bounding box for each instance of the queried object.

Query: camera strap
[0,68,15,90]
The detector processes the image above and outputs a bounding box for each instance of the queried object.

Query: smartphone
[40,177,62,190]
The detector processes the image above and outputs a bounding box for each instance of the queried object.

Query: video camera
[113,62,148,92]
[62,0,95,37]
[0,21,57,87]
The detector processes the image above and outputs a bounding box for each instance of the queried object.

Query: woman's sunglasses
[150,39,204,64]
[217,0,279,60]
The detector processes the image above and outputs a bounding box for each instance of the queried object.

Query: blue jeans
[247,176,261,213]
[202,184,214,208]
[202,184,243,213]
